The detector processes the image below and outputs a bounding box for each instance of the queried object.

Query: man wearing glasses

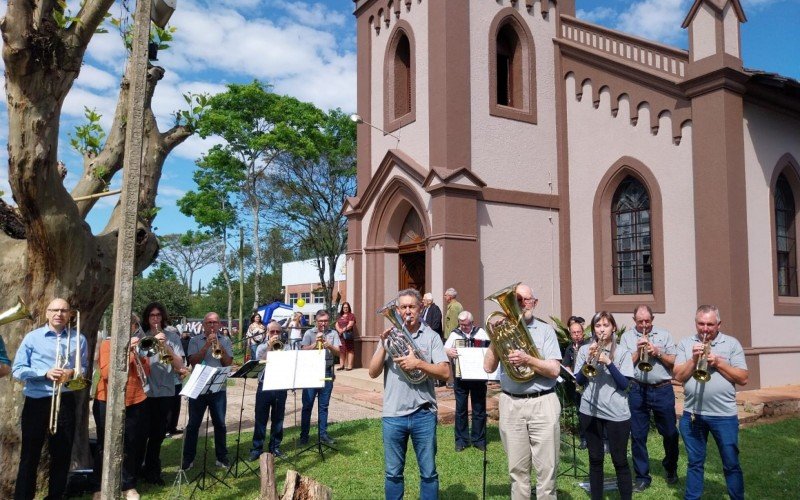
[249,321,290,460]
[12,298,88,500]
[299,309,341,445]
[484,284,562,500]
[182,311,233,470]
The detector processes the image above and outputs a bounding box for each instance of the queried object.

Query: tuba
[377,299,428,384]
[0,297,33,326]
[484,283,541,383]
[693,333,712,383]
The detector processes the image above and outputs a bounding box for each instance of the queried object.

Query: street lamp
[350,113,400,142]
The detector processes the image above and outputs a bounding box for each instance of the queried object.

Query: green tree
[157,230,217,292]
[133,263,190,320]
[195,81,326,310]
[266,108,356,313]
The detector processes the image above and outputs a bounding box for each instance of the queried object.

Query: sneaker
[180,461,193,471]
[215,458,230,468]
[320,435,336,445]
[473,443,486,451]
[455,444,467,452]
[249,450,261,462]
[123,488,140,500]
[579,438,587,450]
[168,428,183,435]
[633,480,650,493]
[271,448,287,459]
[666,472,679,485]
[298,436,309,446]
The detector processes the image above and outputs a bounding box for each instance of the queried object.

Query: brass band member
[299,309,341,445]
[0,330,11,378]
[137,302,186,485]
[92,314,150,500]
[11,298,88,500]
[368,288,449,500]
[249,321,289,460]
[444,310,490,451]
[574,312,634,500]
[483,284,562,500]
[673,305,748,500]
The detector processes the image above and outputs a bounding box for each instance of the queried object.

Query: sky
[0,0,797,288]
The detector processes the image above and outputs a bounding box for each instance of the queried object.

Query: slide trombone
[48,330,69,435]
[64,310,88,391]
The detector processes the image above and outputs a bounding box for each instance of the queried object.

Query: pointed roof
[682,0,747,29]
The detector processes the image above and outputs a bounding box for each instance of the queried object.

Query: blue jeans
[301,373,334,440]
[249,344,259,361]
[679,412,743,500]
[383,406,439,500]
[453,379,487,447]
[183,391,228,465]
[252,389,288,453]
[628,381,679,483]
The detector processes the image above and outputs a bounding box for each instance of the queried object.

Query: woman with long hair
[574,311,634,500]
[137,302,186,485]
[287,311,304,350]
[246,312,266,361]
[335,302,356,370]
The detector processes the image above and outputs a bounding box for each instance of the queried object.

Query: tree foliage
[157,231,218,292]
[133,263,190,320]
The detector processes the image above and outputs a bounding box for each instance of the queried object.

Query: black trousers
[92,399,147,491]
[141,396,172,480]
[167,383,182,432]
[15,393,76,500]
[579,413,632,500]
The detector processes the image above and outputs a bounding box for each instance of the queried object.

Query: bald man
[12,298,88,500]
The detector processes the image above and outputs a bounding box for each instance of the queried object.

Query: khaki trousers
[499,391,561,499]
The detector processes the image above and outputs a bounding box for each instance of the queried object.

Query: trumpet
[582,339,609,379]
[211,336,223,359]
[267,336,284,351]
[377,298,428,384]
[693,333,712,383]
[64,310,88,391]
[637,328,654,372]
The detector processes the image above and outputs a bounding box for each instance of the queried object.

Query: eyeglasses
[47,308,70,313]
[268,330,282,334]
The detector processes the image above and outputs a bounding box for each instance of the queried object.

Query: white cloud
[170,134,223,162]
[157,185,187,199]
[74,64,120,91]
[615,0,689,45]
[577,7,617,24]
[271,0,348,28]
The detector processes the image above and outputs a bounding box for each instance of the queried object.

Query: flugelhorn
[484,283,541,383]
[377,298,428,384]
[693,333,711,383]
[64,310,88,391]
[0,296,33,326]
[581,339,609,379]
[637,327,654,372]
[267,336,284,351]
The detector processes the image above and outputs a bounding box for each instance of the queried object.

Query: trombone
[48,330,69,435]
[64,310,88,391]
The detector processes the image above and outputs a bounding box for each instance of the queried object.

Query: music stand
[557,365,588,480]
[169,396,191,499]
[180,365,233,496]
[456,347,498,500]
[261,349,333,460]
[225,360,265,479]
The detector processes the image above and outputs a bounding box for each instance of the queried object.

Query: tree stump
[259,452,279,500]
[258,452,332,500]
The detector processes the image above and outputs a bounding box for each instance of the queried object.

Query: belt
[630,378,672,388]
[502,388,555,399]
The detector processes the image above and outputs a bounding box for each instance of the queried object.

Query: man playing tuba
[483,284,562,500]
[12,298,88,500]
[368,288,450,500]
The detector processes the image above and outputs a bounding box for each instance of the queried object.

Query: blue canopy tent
[257,301,294,326]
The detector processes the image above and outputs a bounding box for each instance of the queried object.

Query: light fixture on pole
[350,113,400,143]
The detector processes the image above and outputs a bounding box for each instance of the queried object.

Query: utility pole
[101,0,152,496]
[239,227,244,340]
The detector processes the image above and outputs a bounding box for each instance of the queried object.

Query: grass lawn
[78,416,799,499]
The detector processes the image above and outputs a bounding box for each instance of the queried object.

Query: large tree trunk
[0,3,194,495]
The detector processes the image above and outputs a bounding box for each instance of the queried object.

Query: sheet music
[262,350,326,391]
[180,364,215,398]
[457,347,499,381]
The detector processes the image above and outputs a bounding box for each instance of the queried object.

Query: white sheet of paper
[262,350,326,391]
[180,364,216,398]
[457,347,499,381]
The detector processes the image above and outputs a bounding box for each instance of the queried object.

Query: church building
[344,0,800,389]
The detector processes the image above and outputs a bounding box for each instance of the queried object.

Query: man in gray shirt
[368,288,449,500]
[619,305,679,491]
[483,284,562,500]
[673,305,748,500]
[299,309,341,445]
[181,312,233,471]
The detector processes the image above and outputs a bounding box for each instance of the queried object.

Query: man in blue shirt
[12,298,88,500]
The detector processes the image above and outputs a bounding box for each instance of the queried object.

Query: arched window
[384,22,416,132]
[496,24,522,108]
[611,177,652,295]
[393,34,411,118]
[488,9,537,123]
[775,173,798,297]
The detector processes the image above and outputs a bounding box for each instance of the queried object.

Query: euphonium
[376,298,428,384]
[581,339,608,379]
[64,310,88,391]
[637,328,654,372]
[693,333,711,383]
[484,283,541,383]
[0,296,33,326]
